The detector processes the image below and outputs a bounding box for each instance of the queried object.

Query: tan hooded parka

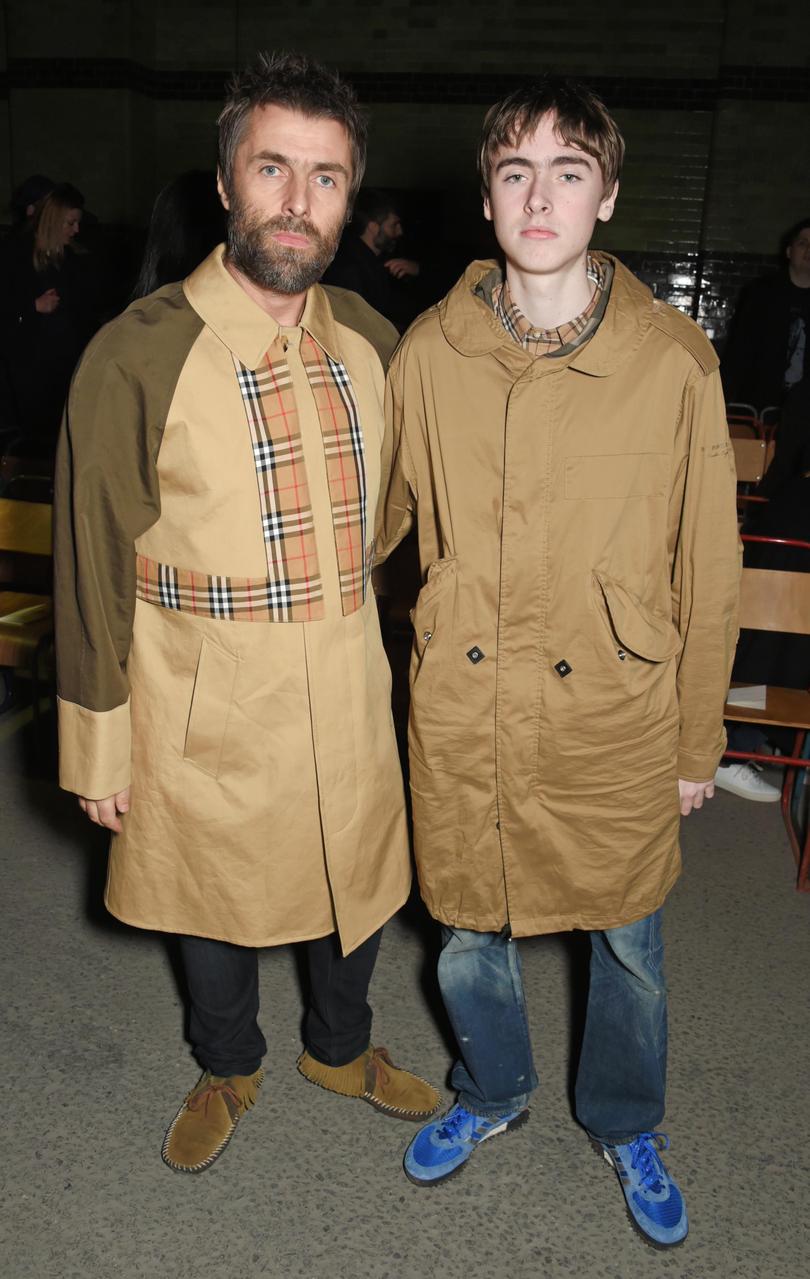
[379,254,741,936]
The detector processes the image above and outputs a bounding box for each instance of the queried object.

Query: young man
[54,51,438,1175]
[378,80,740,1247]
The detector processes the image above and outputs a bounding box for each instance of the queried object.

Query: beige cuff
[677,726,727,783]
[57,695,131,799]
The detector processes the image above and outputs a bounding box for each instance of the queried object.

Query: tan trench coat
[55,248,410,954]
[379,255,741,936]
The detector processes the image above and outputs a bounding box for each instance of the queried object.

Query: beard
[226,197,344,294]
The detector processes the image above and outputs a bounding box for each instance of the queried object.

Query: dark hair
[10,173,55,224]
[477,77,624,197]
[351,188,399,235]
[781,217,810,257]
[218,50,367,202]
[133,170,227,298]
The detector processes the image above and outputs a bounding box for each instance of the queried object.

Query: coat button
[553,659,572,678]
[467,646,485,664]
[423,630,432,644]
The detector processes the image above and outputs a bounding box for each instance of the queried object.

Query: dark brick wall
[1,0,808,338]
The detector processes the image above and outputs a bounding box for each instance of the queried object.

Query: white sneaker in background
[714,761,782,802]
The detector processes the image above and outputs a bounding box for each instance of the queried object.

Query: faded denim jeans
[437,909,667,1143]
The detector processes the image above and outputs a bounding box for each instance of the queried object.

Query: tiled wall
[1,0,808,338]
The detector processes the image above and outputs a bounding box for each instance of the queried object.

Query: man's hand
[678,778,715,817]
[384,258,420,279]
[79,787,131,834]
[35,288,60,314]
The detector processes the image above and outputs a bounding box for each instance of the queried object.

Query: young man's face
[218,103,354,294]
[483,112,617,280]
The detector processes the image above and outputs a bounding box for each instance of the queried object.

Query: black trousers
[178,929,383,1076]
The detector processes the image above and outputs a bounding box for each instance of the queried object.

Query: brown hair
[33,183,84,271]
[218,50,367,203]
[477,78,624,197]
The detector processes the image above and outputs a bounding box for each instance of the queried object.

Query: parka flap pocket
[410,556,457,619]
[183,637,240,778]
[594,573,682,663]
[409,557,457,658]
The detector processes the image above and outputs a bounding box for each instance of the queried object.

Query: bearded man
[54,51,438,1175]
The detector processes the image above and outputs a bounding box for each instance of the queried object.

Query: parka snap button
[467,647,485,664]
[423,630,432,644]
[554,659,573,678]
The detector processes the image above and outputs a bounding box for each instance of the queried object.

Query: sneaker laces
[628,1132,670,1193]
[437,1108,472,1140]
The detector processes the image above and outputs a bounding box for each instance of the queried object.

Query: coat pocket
[409,556,458,663]
[594,572,682,662]
[183,637,240,778]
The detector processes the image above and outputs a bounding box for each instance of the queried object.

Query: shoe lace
[367,1046,394,1091]
[436,1108,471,1141]
[187,1078,241,1117]
[629,1132,670,1193]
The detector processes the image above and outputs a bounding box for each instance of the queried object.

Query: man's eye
[316,175,336,188]
[560,172,581,183]
[503,172,525,183]
[261,165,279,176]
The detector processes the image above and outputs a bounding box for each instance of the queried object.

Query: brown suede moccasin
[297,1046,440,1121]
[161,1068,264,1173]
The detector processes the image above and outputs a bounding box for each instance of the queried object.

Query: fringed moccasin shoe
[161,1068,264,1173]
[297,1045,440,1121]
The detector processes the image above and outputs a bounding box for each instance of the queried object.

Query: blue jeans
[437,909,667,1144]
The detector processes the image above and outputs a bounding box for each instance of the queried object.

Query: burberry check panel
[135,555,318,622]
[493,255,606,355]
[299,334,369,614]
[235,346,325,622]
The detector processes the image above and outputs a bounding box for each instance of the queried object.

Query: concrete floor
[1,712,809,1279]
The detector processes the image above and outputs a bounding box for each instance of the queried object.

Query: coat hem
[104,889,410,955]
[421,866,680,937]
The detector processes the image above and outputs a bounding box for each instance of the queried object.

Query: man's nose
[524,176,552,215]
[283,173,310,218]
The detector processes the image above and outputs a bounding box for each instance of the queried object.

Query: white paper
[726,684,767,709]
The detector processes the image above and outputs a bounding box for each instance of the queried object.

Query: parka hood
[438,252,657,377]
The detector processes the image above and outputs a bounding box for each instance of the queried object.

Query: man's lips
[521,227,558,239]
[271,231,310,247]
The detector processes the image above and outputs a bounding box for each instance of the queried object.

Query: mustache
[255,214,323,241]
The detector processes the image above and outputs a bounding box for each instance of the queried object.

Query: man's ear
[483,193,492,223]
[216,170,230,213]
[597,179,619,224]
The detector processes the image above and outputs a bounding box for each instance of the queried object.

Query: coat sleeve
[669,366,742,781]
[375,346,417,564]
[54,328,162,800]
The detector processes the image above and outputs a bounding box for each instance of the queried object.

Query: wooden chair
[731,437,775,484]
[726,402,764,440]
[723,535,810,892]
[0,498,54,739]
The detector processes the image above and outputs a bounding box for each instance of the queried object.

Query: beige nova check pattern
[135,332,370,623]
[493,254,606,355]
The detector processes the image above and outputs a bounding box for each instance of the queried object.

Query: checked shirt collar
[492,254,608,357]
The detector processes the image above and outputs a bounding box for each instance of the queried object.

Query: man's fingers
[78,793,126,833]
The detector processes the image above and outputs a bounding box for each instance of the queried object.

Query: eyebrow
[251,149,350,177]
[494,153,594,173]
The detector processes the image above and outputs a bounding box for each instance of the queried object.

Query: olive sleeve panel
[54,285,204,798]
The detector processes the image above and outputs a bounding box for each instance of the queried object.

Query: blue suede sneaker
[597,1132,688,1249]
[404,1102,528,1186]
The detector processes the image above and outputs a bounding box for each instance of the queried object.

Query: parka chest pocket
[183,637,241,778]
[566,453,668,500]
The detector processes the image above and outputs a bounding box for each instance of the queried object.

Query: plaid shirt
[492,255,607,356]
[137,329,370,625]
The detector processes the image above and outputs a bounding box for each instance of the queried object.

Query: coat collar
[183,244,342,370]
[439,252,655,377]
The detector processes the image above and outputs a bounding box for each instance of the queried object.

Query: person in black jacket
[0,183,102,447]
[721,218,810,412]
